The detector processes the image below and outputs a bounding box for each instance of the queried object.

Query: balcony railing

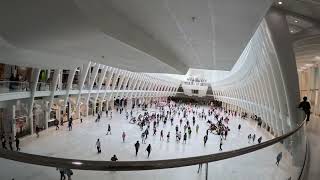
[0,81,30,93]
[183,81,208,86]
[0,119,307,180]
[36,82,51,91]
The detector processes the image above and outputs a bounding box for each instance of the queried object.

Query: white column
[64,68,76,106]
[108,69,121,102]
[75,62,91,107]
[28,68,41,134]
[47,69,61,129]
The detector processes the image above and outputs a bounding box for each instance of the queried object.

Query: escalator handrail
[0,120,305,171]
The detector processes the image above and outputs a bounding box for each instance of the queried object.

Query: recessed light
[278,1,283,5]
[290,30,294,33]
[72,161,83,165]
[294,20,299,23]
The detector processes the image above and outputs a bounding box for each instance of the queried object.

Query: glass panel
[0,123,306,180]
[0,81,30,93]
[36,82,51,91]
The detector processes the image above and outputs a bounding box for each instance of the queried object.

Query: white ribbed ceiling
[0,0,272,73]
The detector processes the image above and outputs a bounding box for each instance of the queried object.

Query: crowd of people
[1,135,20,151]
[90,100,268,167]
[2,97,304,179]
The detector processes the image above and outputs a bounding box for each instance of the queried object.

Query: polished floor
[305,115,320,180]
[0,105,299,180]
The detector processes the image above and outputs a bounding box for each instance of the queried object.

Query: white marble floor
[0,106,300,180]
[305,115,320,180]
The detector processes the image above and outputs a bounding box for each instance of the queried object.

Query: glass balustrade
[0,119,307,180]
[0,81,30,93]
[36,82,51,91]
[183,81,208,86]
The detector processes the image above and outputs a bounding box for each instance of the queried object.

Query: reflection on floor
[0,105,298,180]
[305,115,320,180]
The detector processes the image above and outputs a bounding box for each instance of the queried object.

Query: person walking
[188,127,192,138]
[183,133,187,144]
[192,117,196,126]
[203,135,208,147]
[196,124,199,134]
[68,118,72,131]
[96,139,101,153]
[145,129,149,139]
[126,111,129,120]
[60,117,64,126]
[219,140,223,151]
[122,132,126,142]
[153,126,157,136]
[238,124,241,131]
[15,136,20,151]
[258,136,262,144]
[197,163,203,173]
[142,132,147,144]
[57,167,66,180]
[166,132,170,142]
[134,141,140,156]
[54,119,59,130]
[170,117,174,126]
[65,169,73,180]
[248,134,252,143]
[111,154,118,161]
[252,134,256,142]
[36,125,40,137]
[298,96,311,123]
[224,129,228,140]
[160,130,164,141]
[106,124,111,135]
[8,137,13,151]
[178,131,182,142]
[146,144,152,158]
[1,135,7,149]
[276,152,283,166]
[183,124,187,133]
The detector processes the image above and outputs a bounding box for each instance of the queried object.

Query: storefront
[14,99,30,137]
[88,101,93,116]
[33,100,47,131]
[15,116,28,137]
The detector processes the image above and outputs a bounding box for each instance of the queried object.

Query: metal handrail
[0,120,305,171]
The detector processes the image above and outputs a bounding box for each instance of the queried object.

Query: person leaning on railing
[298,96,311,123]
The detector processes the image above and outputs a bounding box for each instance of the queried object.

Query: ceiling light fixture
[290,30,294,33]
[278,1,283,5]
[72,161,83,165]
[294,20,299,23]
